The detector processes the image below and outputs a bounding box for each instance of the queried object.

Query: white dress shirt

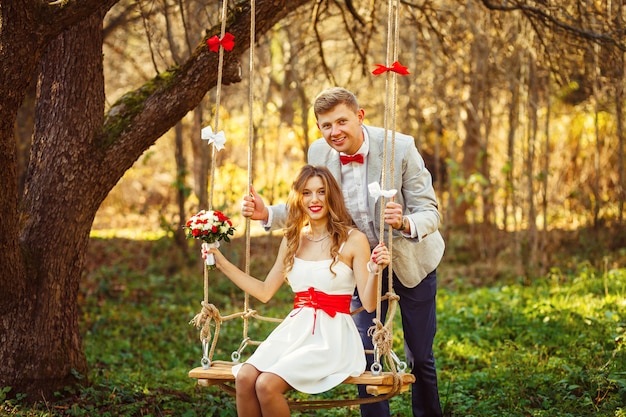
[339,129,379,248]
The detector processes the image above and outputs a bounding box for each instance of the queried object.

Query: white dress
[231,254,366,394]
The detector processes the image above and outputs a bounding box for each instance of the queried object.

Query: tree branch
[99,0,315,187]
[478,0,626,51]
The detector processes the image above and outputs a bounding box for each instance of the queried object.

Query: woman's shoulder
[345,228,369,247]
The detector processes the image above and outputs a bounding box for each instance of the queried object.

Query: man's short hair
[313,87,359,118]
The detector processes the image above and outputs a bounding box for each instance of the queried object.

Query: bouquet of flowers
[184,209,235,268]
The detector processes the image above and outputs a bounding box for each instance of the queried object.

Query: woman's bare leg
[255,372,291,417]
[235,364,262,417]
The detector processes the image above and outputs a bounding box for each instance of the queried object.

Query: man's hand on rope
[383,199,405,231]
[241,185,269,222]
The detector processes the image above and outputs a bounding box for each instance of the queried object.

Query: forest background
[93,0,625,279]
[1,0,625,416]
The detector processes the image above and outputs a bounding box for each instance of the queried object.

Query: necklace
[305,231,330,242]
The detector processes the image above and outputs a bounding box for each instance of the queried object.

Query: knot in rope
[367,318,393,356]
[190,301,221,341]
[386,292,400,302]
[243,309,257,319]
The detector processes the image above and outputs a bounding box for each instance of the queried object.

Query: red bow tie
[340,154,364,165]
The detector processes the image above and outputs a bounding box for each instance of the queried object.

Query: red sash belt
[291,287,352,334]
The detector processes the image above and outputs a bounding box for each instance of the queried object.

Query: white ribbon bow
[368,181,397,202]
[201,126,226,151]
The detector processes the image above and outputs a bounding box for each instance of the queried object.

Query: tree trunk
[454,32,487,225]
[592,40,602,228]
[192,103,211,209]
[523,54,538,282]
[617,0,625,225]
[175,121,189,251]
[617,50,625,225]
[504,70,520,231]
[2,10,106,400]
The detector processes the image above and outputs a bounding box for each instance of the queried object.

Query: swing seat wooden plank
[365,382,410,396]
[189,364,415,394]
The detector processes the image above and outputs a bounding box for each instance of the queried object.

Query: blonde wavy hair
[283,165,354,275]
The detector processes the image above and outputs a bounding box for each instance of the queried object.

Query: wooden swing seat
[189,362,415,396]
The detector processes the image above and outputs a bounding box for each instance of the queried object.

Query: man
[241,87,445,417]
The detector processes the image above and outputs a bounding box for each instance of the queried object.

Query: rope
[386,2,403,318]
[189,302,282,361]
[242,0,256,355]
[211,376,404,410]
[190,301,222,361]
[287,386,402,410]
[190,301,220,341]
[193,0,232,367]
[205,371,404,408]
[368,292,400,357]
[198,0,230,356]
[207,0,229,213]
[371,0,404,381]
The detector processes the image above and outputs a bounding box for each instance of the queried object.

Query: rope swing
[365,0,406,386]
[188,0,415,409]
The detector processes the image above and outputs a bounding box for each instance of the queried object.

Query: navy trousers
[351,269,442,417]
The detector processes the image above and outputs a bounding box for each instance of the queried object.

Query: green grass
[436,267,626,416]
[1,235,625,416]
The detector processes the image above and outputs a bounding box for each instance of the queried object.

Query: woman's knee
[254,372,289,400]
[235,364,260,391]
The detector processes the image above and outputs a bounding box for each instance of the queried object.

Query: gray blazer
[268,125,445,287]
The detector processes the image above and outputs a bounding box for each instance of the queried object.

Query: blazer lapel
[327,154,342,186]
[365,127,384,220]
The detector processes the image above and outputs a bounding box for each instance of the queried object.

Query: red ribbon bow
[371,61,410,76]
[339,154,364,165]
[291,288,351,334]
[207,32,235,53]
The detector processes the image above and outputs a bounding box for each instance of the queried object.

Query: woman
[204,165,390,417]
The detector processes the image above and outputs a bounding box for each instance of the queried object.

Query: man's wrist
[398,216,409,233]
[262,207,270,223]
